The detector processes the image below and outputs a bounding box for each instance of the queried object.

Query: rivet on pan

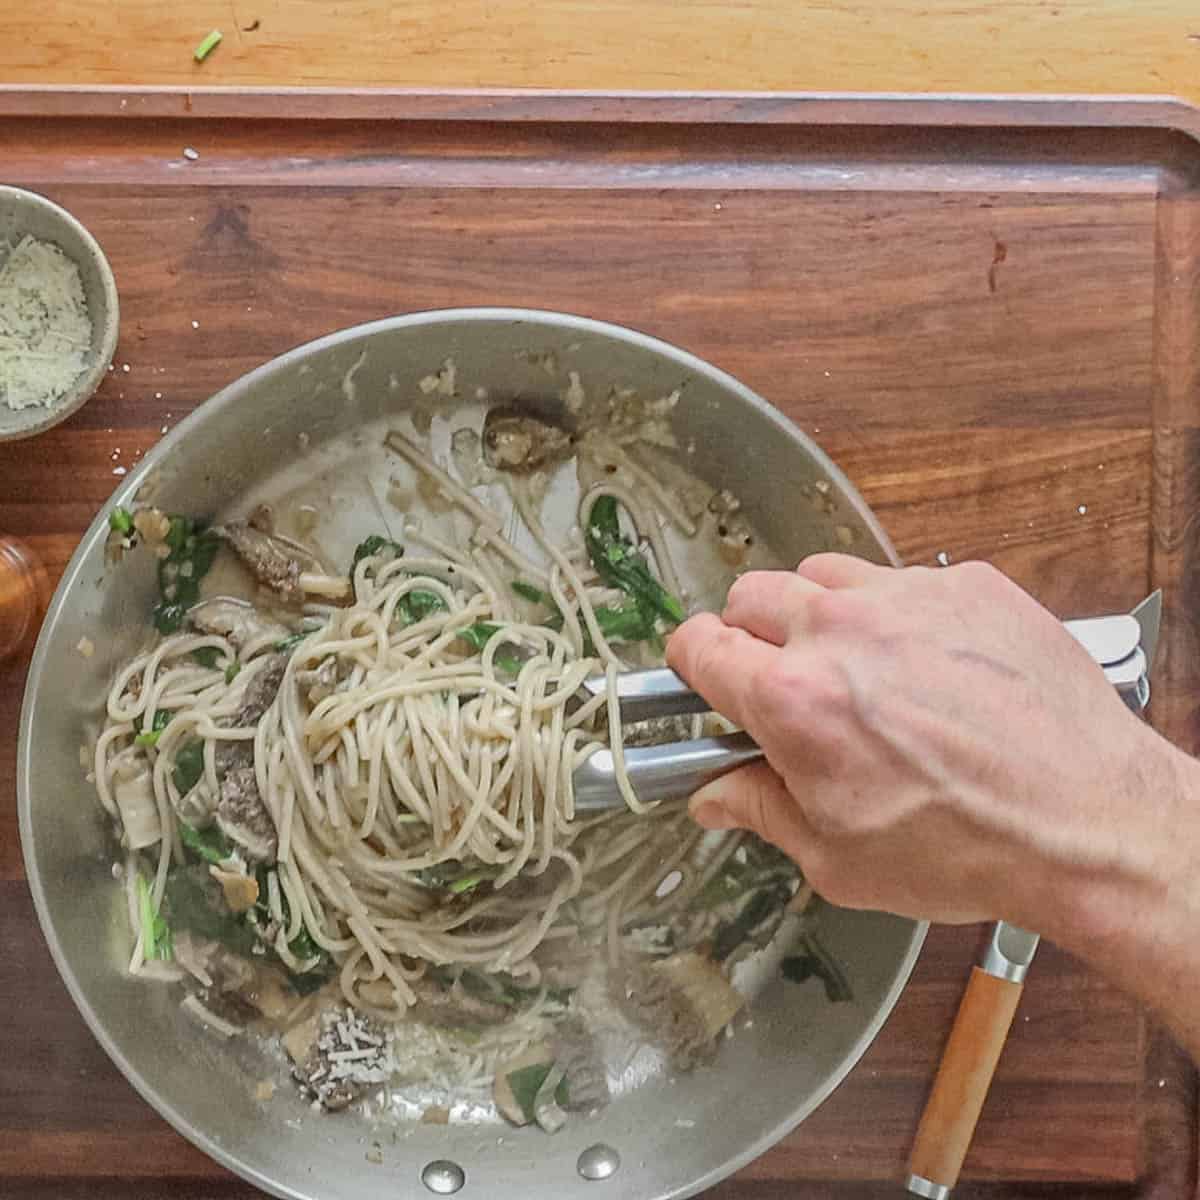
[577,1143,621,1181]
[421,1159,466,1194]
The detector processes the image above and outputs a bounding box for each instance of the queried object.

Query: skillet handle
[905,966,1023,1199]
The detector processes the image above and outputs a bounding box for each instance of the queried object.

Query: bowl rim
[19,307,927,1200]
[0,185,120,441]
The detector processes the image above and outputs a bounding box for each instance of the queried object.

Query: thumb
[688,760,808,853]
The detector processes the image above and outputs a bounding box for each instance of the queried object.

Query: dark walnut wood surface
[1,91,1198,1199]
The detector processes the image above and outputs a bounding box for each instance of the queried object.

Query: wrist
[1038,729,1200,1051]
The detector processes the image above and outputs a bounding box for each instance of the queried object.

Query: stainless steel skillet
[18,309,925,1200]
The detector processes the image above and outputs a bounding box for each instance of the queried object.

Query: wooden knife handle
[907,966,1023,1197]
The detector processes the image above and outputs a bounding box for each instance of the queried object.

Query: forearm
[1035,734,1200,1061]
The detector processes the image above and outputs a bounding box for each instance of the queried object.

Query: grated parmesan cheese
[0,235,93,411]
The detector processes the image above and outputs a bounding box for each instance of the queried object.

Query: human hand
[666,555,1177,930]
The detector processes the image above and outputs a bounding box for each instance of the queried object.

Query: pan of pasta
[19,309,925,1200]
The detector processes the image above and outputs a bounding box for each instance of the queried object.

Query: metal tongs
[572,594,1160,812]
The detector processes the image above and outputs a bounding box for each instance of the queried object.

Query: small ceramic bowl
[0,186,119,440]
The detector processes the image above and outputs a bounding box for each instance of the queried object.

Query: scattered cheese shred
[0,235,93,411]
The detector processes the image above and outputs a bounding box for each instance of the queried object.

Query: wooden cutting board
[1,89,1198,1199]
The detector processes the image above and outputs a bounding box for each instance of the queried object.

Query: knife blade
[1131,589,1162,670]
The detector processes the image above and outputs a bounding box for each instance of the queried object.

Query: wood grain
[1,0,1199,100]
[0,94,1195,1198]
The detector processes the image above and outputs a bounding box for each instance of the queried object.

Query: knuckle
[688,621,745,685]
[952,559,1004,593]
[722,570,768,621]
[666,613,719,678]
[804,589,843,632]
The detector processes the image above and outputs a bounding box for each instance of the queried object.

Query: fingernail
[689,801,739,830]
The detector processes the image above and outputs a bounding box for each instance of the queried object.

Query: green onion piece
[108,507,134,535]
[274,631,309,653]
[137,875,171,960]
[447,871,490,896]
[133,709,172,748]
[224,661,241,684]
[193,29,223,62]
[398,589,448,625]
[152,515,221,634]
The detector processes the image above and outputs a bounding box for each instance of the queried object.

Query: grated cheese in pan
[0,235,93,411]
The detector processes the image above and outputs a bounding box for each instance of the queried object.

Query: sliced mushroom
[216,523,350,606]
[215,766,278,863]
[112,763,162,850]
[482,407,573,473]
[189,596,289,651]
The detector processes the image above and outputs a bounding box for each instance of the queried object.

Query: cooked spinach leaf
[180,822,234,865]
[399,588,448,625]
[584,496,684,625]
[171,738,205,796]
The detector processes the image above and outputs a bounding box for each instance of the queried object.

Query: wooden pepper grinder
[0,537,50,661]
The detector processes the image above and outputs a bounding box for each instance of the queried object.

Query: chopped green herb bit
[398,589,447,625]
[153,515,220,634]
[180,822,233,865]
[133,708,172,749]
[511,580,552,606]
[224,661,241,684]
[193,29,223,62]
[133,710,171,746]
[274,631,309,654]
[137,875,172,960]
[191,646,223,669]
[351,535,404,569]
[456,622,500,652]
[447,871,493,896]
[172,738,205,796]
[457,623,522,674]
[108,506,134,535]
